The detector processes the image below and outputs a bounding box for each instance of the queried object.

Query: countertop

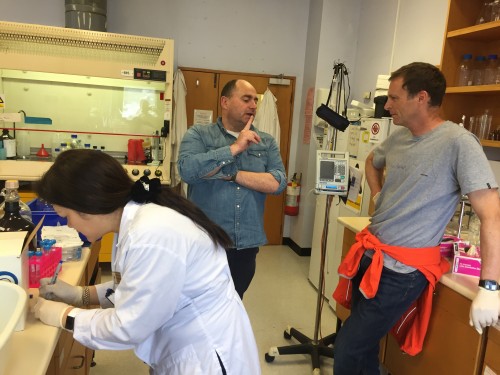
[0,159,170,184]
[337,216,482,301]
[4,247,90,375]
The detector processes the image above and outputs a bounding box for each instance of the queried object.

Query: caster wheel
[265,353,275,363]
[284,330,292,339]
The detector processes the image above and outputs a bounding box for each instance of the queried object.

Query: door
[180,68,295,244]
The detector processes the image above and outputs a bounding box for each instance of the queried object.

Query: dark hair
[389,62,446,107]
[34,149,232,249]
[220,79,238,99]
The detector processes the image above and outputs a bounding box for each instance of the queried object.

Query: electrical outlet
[0,113,22,122]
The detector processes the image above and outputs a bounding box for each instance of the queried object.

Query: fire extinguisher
[285,173,301,216]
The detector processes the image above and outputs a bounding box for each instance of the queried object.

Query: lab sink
[0,282,28,375]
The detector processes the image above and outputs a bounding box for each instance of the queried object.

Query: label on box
[452,254,481,277]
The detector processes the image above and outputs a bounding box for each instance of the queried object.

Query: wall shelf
[447,21,500,40]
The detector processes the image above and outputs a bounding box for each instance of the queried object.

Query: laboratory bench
[337,216,500,375]
[4,242,101,375]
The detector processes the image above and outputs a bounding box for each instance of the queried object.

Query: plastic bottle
[456,53,473,86]
[0,180,32,222]
[484,54,498,84]
[472,55,487,85]
[0,179,36,250]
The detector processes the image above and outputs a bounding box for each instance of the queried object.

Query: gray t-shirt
[367,121,498,272]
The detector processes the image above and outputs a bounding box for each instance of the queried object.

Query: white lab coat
[171,69,188,186]
[72,201,261,374]
[253,88,281,149]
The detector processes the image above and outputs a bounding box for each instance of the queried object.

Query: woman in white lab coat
[33,149,261,375]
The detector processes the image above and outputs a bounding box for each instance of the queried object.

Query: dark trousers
[333,254,428,375]
[225,247,259,299]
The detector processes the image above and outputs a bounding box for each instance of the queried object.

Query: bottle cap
[5,180,19,189]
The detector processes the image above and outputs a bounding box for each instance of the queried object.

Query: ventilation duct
[65,0,107,32]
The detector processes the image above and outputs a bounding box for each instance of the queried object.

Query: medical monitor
[315,150,349,196]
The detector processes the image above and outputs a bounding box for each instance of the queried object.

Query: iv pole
[265,129,343,374]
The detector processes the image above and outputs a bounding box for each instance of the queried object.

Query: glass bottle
[52,147,61,159]
[1,129,16,159]
[476,2,493,24]
[456,53,473,86]
[0,179,36,250]
[0,180,32,222]
[472,55,487,85]
[69,134,82,149]
[484,54,498,85]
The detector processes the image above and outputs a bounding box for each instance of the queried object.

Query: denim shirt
[178,118,287,249]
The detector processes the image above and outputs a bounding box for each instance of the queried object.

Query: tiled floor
[90,245,338,375]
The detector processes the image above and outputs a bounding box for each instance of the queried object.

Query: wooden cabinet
[97,233,114,263]
[46,241,101,375]
[483,326,500,374]
[179,67,296,245]
[384,283,484,375]
[440,0,500,149]
[338,226,486,375]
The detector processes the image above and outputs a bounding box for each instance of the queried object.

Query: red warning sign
[371,122,380,135]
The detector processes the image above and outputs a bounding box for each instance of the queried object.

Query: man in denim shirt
[178,79,287,299]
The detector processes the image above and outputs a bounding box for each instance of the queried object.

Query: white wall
[288,0,362,248]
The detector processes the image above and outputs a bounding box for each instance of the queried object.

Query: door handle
[71,355,85,369]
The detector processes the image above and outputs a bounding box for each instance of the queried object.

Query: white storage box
[0,231,29,330]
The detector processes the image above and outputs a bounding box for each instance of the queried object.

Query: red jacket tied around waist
[332,227,450,355]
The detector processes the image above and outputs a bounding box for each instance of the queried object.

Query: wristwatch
[478,279,499,291]
[64,309,78,331]
[230,171,238,182]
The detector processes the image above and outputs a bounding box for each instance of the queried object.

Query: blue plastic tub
[27,199,89,244]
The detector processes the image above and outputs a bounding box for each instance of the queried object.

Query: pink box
[452,253,481,277]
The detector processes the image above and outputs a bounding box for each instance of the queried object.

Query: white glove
[39,278,83,306]
[469,288,500,334]
[34,297,70,328]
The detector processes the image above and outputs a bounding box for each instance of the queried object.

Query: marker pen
[50,260,63,284]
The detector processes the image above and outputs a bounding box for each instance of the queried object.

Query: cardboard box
[0,231,29,330]
[452,252,481,278]
[0,219,42,330]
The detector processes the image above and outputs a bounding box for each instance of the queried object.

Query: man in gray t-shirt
[333,62,500,375]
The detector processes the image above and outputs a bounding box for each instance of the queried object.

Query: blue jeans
[333,254,428,375]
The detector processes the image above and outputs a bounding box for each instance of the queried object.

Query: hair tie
[131,176,162,203]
